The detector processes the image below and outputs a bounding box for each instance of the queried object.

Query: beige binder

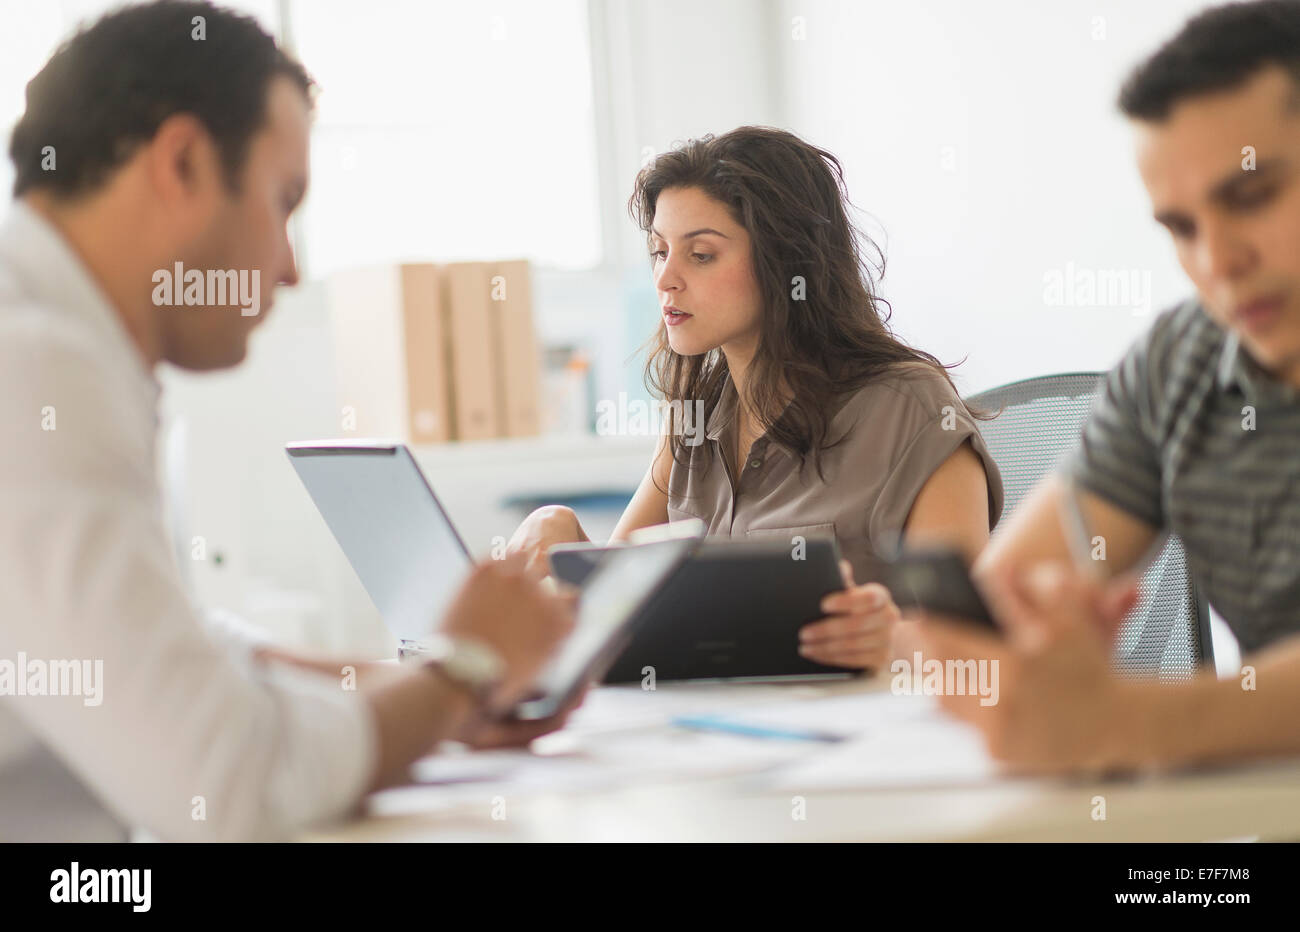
[441,261,500,441]
[487,259,542,437]
[327,263,451,445]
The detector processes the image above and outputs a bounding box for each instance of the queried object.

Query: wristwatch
[417,634,506,706]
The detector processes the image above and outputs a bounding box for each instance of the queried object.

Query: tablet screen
[523,537,697,716]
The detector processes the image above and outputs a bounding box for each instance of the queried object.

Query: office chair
[967,372,1213,680]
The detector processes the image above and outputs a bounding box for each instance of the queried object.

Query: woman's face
[649,186,763,360]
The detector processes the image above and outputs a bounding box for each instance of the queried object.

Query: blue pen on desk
[671,714,846,743]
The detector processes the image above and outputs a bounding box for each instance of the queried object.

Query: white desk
[305,676,1300,842]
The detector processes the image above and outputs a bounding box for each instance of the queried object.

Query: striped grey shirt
[1068,298,1300,653]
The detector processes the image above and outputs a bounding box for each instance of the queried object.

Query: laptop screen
[287,442,471,642]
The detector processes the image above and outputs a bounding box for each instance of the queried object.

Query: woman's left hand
[799,560,900,670]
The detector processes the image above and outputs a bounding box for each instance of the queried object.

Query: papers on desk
[560,680,844,735]
[410,720,810,791]
[674,689,938,740]
[380,684,1001,817]
[664,691,1003,790]
[757,708,1001,792]
[385,727,810,818]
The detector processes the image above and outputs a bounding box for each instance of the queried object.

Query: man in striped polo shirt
[924,1,1300,772]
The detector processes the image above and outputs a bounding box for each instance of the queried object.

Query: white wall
[157,282,398,654]
[772,0,1214,395]
[573,0,786,410]
[590,0,783,269]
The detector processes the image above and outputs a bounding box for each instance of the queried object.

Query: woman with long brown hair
[510,126,1003,670]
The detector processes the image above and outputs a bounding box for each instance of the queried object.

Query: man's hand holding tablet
[434,552,578,714]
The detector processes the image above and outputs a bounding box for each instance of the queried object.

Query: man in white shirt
[0,0,576,841]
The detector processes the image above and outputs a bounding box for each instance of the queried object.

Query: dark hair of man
[9,0,313,200]
[1119,0,1300,119]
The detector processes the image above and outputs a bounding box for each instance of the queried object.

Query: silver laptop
[286,440,704,714]
[286,441,472,648]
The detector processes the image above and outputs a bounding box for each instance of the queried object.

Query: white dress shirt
[0,201,376,841]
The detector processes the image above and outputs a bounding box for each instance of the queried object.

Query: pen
[1058,474,1169,580]
[671,714,846,743]
[1058,474,1104,580]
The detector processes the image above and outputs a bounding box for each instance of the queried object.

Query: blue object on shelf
[502,490,636,513]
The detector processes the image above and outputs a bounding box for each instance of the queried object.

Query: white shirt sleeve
[0,322,377,842]
[201,605,273,658]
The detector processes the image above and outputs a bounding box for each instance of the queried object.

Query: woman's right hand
[505,505,590,579]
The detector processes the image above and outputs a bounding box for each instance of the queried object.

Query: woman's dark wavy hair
[629,125,975,479]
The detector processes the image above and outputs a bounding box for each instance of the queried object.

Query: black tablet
[515,534,702,719]
[548,542,611,587]
[574,537,855,683]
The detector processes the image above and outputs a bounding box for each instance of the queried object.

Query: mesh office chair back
[967,373,1212,679]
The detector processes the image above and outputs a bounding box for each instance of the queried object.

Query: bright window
[1,0,602,274]
[290,0,603,276]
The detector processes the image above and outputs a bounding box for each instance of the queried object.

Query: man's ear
[145,113,223,208]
